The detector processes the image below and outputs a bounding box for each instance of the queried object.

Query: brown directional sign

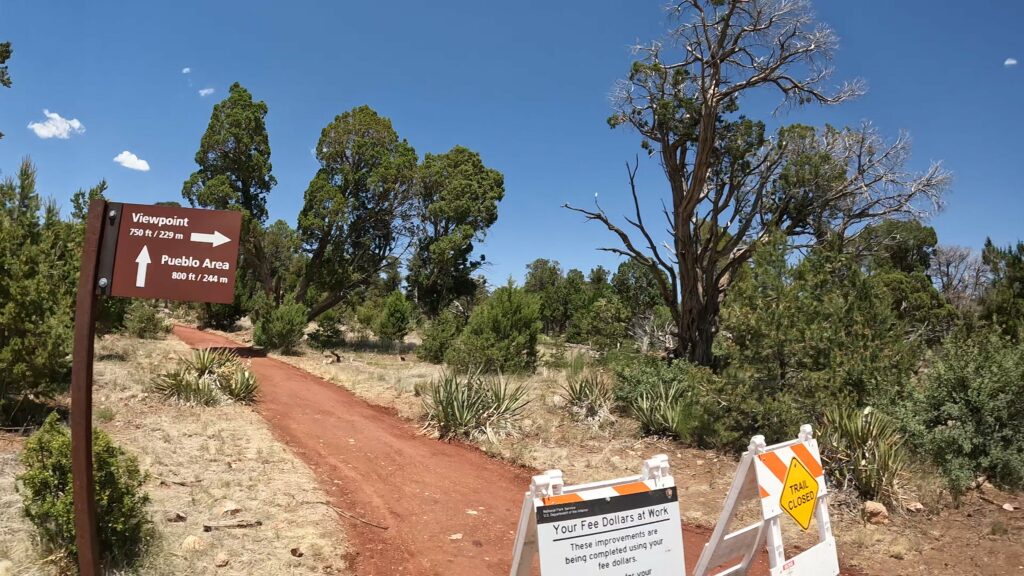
[108,203,242,303]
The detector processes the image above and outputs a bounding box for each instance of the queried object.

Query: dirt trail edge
[173,326,855,576]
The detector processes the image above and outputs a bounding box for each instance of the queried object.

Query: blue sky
[2,0,1022,285]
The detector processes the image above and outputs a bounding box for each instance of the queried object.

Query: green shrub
[253,298,307,353]
[561,371,613,422]
[611,356,748,450]
[374,291,415,347]
[122,300,170,339]
[445,284,541,373]
[417,309,464,363]
[152,349,258,405]
[907,331,1024,496]
[197,301,244,331]
[820,406,907,507]
[422,371,531,440]
[308,309,345,352]
[18,413,151,568]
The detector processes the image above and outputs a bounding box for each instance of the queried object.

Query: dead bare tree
[931,245,988,312]
[565,0,949,365]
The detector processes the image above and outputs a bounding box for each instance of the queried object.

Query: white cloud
[27,109,85,139]
[1005,58,1018,67]
[182,67,191,74]
[113,151,151,172]
[198,88,215,97]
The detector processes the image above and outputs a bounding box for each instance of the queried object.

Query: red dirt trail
[173,326,856,576]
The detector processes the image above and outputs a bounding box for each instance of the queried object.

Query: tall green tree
[980,238,1024,339]
[524,259,567,334]
[182,82,277,294]
[294,105,418,320]
[566,1,948,365]
[407,146,504,316]
[0,160,78,422]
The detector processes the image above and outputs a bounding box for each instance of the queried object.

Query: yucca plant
[151,368,220,406]
[222,370,258,403]
[561,371,613,422]
[184,348,236,378]
[820,406,907,508]
[152,349,258,406]
[422,371,531,440]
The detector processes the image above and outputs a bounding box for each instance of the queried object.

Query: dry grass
[0,334,348,576]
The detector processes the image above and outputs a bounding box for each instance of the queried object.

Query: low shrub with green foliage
[820,406,907,508]
[374,291,415,347]
[152,349,258,405]
[906,331,1024,496]
[197,301,244,331]
[253,298,308,353]
[308,308,345,352]
[122,300,170,339]
[18,413,151,569]
[417,309,464,363]
[422,371,531,440]
[445,284,541,373]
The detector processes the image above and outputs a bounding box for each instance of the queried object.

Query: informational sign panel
[535,483,685,575]
[108,203,242,303]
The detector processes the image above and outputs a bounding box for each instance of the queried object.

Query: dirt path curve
[173,326,834,576]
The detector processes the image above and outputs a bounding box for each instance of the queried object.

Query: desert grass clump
[152,349,258,405]
[422,371,530,441]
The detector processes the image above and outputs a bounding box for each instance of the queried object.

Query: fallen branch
[202,518,263,532]
[305,500,388,531]
[156,475,203,487]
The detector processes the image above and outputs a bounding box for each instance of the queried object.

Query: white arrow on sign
[190,230,231,247]
[135,245,151,288]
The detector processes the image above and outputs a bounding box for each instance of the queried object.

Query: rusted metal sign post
[72,200,241,575]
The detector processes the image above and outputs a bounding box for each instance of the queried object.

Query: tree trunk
[674,280,719,367]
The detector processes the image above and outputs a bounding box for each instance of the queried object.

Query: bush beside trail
[18,413,151,570]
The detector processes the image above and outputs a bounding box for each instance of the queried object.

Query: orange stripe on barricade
[759,485,770,499]
[613,482,650,496]
[543,493,584,506]
[791,443,824,478]
[758,451,788,483]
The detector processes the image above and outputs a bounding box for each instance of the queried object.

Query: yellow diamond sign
[780,457,818,530]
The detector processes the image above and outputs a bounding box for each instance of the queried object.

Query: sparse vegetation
[152,349,258,405]
[18,413,151,570]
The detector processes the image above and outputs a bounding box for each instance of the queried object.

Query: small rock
[1003,503,1017,512]
[165,511,188,523]
[863,501,889,525]
[0,559,14,576]
[905,502,925,513]
[290,547,304,558]
[219,501,241,517]
[550,395,566,408]
[449,533,463,540]
[181,535,207,552]
[466,509,478,516]
[214,553,229,567]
